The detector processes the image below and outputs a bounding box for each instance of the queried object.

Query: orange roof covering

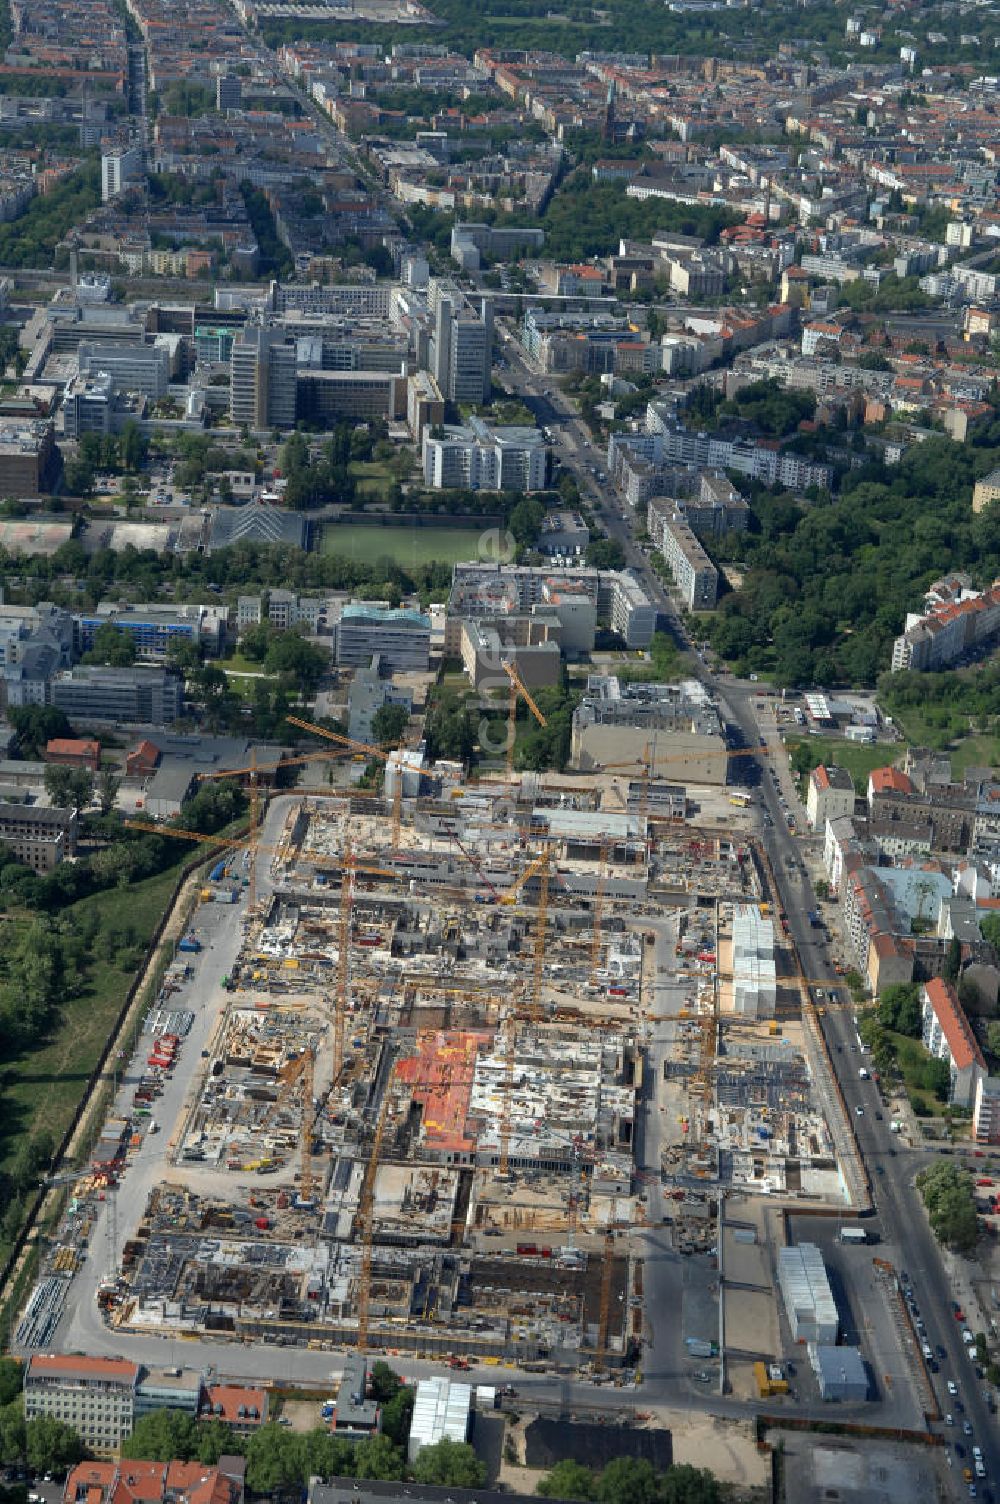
[200,1384,267,1426]
[812,765,831,790]
[65,1462,237,1504]
[869,766,913,795]
[28,1354,137,1382]
[395,1029,491,1154]
[923,976,984,1073]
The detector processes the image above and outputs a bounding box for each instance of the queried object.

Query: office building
[230,326,297,430]
[570,675,729,783]
[216,73,242,111]
[24,1354,139,1456]
[731,902,776,1019]
[335,604,431,673]
[297,368,406,423]
[0,802,78,870]
[407,369,445,445]
[428,277,491,404]
[74,604,221,660]
[777,1244,838,1344]
[50,665,185,726]
[62,371,115,438]
[0,418,57,497]
[648,506,718,610]
[422,419,547,492]
[921,976,986,1108]
[331,1356,380,1440]
[101,146,142,203]
[79,341,170,400]
[133,1368,203,1420]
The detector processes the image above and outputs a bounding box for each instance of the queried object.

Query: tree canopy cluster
[916,1160,979,1253]
[537,1456,720,1504]
[507,174,739,262]
[707,433,1000,686]
[0,161,100,269]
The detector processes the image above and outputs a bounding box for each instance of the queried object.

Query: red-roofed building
[198,1385,268,1434]
[921,976,986,1108]
[46,737,100,771]
[806,764,855,831]
[64,1460,241,1504]
[126,740,161,778]
[867,766,914,803]
[25,1355,139,1456]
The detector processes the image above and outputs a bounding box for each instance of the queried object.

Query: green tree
[9,705,71,758]
[0,1362,21,1409]
[370,703,410,748]
[877,982,921,1038]
[43,765,94,811]
[368,1360,402,1403]
[244,1424,305,1493]
[85,623,137,667]
[25,1414,84,1474]
[263,633,329,694]
[537,1460,596,1499]
[97,767,122,816]
[411,1440,486,1488]
[352,1434,405,1480]
[509,496,545,547]
[585,537,626,570]
[660,1465,722,1504]
[944,935,962,982]
[595,1458,660,1504]
[916,1161,979,1253]
[986,1020,1000,1059]
[981,913,1000,952]
[0,1400,26,1465]
[122,1409,201,1462]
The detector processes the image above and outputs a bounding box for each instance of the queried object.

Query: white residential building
[921,977,986,1108]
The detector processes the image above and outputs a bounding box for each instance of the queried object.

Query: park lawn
[220,652,272,676]
[320,522,484,567]
[887,703,1000,777]
[0,858,188,1193]
[349,460,395,500]
[887,1030,949,1118]
[786,735,900,794]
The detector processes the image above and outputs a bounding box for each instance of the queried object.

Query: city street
[502,328,995,1486]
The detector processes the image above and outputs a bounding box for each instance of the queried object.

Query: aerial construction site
[17,720,864,1391]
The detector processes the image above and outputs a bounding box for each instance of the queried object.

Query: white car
[948,1380,959,1396]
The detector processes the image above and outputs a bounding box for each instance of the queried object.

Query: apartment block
[24,1354,138,1456]
[422,419,547,492]
[921,976,986,1109]
[973,468,1000,515]
[973,1074,1000,1145]
[806,764,855,831]
[648,505,718,610]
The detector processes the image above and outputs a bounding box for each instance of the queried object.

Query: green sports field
[320,522,485,567]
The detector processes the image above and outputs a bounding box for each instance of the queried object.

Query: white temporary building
[407,1376,472,1463]
[778,1243,838,1344]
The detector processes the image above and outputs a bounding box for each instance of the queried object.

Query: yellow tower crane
[501,661,547,780]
